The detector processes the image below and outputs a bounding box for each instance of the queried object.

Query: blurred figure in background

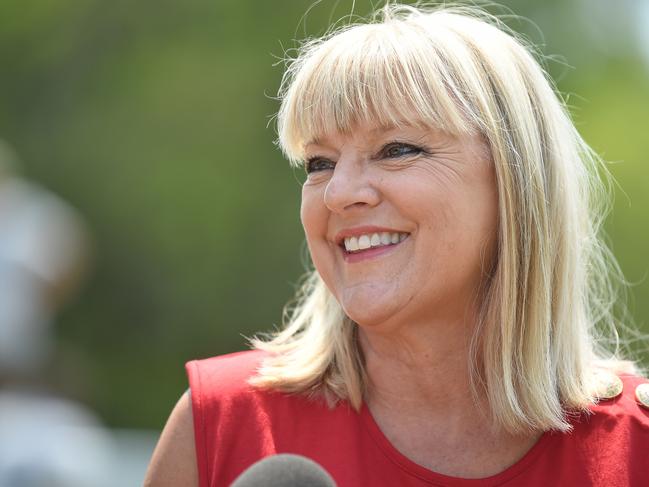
[0,140,113,487]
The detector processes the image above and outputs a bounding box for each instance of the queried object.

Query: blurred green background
[0,0,647,432]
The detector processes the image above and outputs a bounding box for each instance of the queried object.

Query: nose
[323,156,380,213]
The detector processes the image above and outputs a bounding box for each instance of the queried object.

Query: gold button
[635,383,649,408]
[592,371,623,400]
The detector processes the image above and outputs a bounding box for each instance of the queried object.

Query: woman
[145,4,649,486]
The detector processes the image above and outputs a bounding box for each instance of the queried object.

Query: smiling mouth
[341,231,409,253]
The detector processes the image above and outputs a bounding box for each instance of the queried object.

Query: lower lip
[341,238,407,263]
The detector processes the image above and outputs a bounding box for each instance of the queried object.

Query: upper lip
[333,225,409,246]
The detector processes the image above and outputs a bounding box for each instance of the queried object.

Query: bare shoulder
[143,391,199,487]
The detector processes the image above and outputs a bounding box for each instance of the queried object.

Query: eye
[305,156,335,174]
[381,142,424,159]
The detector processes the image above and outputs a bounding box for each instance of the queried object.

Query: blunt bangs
[277,17,481,164]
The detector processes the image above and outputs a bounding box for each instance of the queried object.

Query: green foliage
[564,62,649,355]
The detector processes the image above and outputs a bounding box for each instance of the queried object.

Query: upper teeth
[343,232,408,252]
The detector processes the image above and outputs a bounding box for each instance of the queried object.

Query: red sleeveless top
[186,350,649,486]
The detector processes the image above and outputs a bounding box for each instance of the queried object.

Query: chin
[335,283,400,326]
[339,291,401,328]
[344,309,392,329]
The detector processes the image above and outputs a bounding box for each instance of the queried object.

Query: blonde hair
[250,3,635,434]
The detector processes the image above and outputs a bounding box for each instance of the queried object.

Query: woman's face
[300,123,498,329]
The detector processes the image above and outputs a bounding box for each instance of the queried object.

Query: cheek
[444,181,499,272]
[300,188,339,294]
[300,187,329,249]
[300,187,318,233]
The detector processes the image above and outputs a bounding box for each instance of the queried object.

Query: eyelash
[382,141,426,159]
[304,156,335,174]
[304,142,426,174]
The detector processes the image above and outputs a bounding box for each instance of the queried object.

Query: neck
[358,317,542,478]
[359,312,485,429]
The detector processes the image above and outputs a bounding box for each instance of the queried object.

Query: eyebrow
[305,123,402,148]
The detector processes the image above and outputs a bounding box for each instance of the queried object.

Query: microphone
[230,453,337,487]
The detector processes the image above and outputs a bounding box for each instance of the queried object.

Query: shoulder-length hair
[250,3,634,434]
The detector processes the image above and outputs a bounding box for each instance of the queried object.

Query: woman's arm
[143,391,199,487]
